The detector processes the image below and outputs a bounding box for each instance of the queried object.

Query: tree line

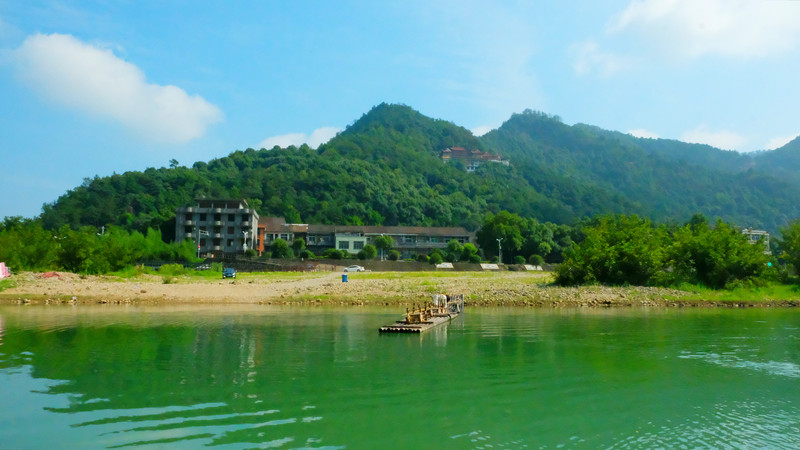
[7,211,800,292]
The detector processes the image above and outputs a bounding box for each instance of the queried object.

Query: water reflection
[1,305,799,449]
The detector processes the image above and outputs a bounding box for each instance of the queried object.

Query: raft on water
[379,294,464,333]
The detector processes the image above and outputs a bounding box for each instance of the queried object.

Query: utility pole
[496,238,502,264]
[196,228,209,259]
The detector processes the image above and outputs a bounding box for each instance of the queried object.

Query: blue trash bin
[342,274,348,283]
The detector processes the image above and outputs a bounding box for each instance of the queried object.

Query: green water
[0,305,798,449]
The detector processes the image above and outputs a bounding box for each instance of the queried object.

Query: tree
[292,238,306,253]
[429,252,443,265]
[461,243,478,262]
[271,238,293,258]
[778,219,800,273]
[362,244,378,260]
[555,215,668,286]
[446,239,463,262]
[477,211,527,264]
[669,219,769,288]
[374,235,394,260]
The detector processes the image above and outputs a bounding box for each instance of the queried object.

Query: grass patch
[666,282,800,302]
[0,278,16,292]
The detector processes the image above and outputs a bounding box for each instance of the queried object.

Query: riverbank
[2,270,800,307]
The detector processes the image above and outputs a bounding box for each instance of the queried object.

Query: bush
[158,263,187,276]
[388,250,400,261]
[514,255,526,264]
[429,252,443,265]
[323,249,343,260]
[299,249,315,259]
[245,248,257,257]
[357,250,367,260]
[416,254,429,263]
[469,254,481,264]
[528,254,545,266]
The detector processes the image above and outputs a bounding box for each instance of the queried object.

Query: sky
[1,0,800,219]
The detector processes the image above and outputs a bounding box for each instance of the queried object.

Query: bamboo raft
[379,294,464,333]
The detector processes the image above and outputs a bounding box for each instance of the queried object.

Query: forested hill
[38,103,800,235]
[481,110,800,230]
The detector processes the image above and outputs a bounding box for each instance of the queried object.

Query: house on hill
[440,147,509,172]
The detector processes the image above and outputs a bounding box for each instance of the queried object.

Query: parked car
[344,265,365,272]
[222,267,237,279]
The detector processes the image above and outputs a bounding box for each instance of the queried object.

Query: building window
[280,234,289,240]
[307,235,317,244]
[338,241,350,250]
[185,214,192,221]
[185,226,192,233]
[214,214,221,221]
[199,213,207,221]
[228,214,235,221]
[354,241,364,250]
[242,214,249,221]
[227,227,234,234]
[227,239,234,247]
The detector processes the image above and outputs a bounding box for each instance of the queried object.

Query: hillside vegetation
[36,103,800,234]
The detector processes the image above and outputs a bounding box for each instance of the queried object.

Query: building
[175,199,259,257]
[742,228,771,254]
[440,147,509,172]
[257,217,475,259]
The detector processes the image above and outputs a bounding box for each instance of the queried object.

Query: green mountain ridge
[36,103,800,235]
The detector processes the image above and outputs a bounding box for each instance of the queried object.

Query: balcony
[214,221,222,226]
[213,245,221,251]
[185,220,194,226]
[184,233,193,239]
[242,221,251,227]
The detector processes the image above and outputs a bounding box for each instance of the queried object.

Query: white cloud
[11,33,222,143]
[628,129,660,139]
[571,40,629,76]
[471,125,493,137]
[258,126,342,149]
[764,134,798,151]
[680,125,745,150]
[610,0,800,60]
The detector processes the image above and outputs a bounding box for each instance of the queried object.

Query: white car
[344,265,365,272]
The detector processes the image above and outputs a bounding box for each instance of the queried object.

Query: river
[0,305,798,449]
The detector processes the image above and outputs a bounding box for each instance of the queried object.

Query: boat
[379,294,464,333]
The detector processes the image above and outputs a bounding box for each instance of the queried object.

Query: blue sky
[2,1,800,219]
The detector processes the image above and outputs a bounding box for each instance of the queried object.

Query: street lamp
[196,228,209,259]
[496,238,502,264]
[243,230,249,253]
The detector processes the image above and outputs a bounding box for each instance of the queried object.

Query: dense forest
[34,103,800,237]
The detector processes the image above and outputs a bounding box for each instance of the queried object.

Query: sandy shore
[2,270,799,308]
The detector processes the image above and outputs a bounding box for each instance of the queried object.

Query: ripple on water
[611,399,800,449]
[61,402,345,449]
[678,351,800,378]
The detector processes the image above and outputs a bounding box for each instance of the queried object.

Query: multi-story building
[175,199,259,257]
[257,217,475,259]
[742,228,771,254]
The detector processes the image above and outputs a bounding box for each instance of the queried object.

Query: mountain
[481,110,800,230]
[37,103,800,234]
